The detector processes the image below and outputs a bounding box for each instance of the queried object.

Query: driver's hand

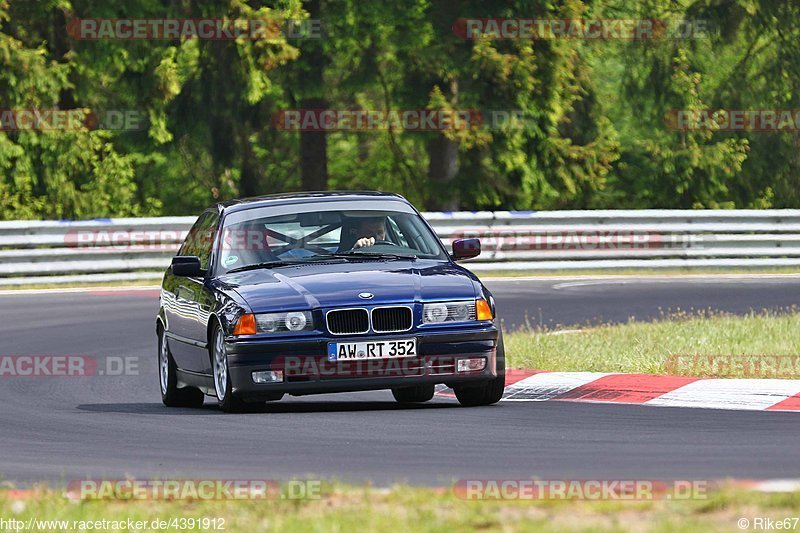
[353,237,375,249]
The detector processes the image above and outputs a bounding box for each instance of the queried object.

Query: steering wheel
[351,239,397,251]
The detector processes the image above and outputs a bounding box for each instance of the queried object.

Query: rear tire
[159,327,204,408]
[391,384,435,404]
[454,332,506,407]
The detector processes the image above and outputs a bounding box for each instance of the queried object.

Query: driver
[352,217,387,249]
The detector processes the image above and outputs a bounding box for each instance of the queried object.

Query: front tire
[454,332,506,407]
[211,324,250,413]
[159,327,204,408]
[391,384,435,404]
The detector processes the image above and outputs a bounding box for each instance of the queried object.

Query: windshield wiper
[329,251,417,260]
[225,256,349,274]
[226,252,414,274]
[225,260,304,274]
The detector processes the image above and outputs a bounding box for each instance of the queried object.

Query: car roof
[215,191,410,215]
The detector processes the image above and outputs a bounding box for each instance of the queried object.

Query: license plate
[327,338,417,362]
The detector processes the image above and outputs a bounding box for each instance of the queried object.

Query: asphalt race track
[1,275,798,486]
[492,274,800,330]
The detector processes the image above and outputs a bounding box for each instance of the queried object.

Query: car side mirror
[451,238,481,261]
[171,256,203,277]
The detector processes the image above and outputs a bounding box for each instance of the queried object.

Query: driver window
[179,210,218,270]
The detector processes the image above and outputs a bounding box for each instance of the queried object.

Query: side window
[179,211,219,270]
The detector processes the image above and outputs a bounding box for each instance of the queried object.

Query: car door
[164,210,219,373]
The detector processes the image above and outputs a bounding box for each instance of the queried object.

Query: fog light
[252,370,284,383]
[457,358,486,372]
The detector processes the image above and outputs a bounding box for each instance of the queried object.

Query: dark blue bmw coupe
[157,191,504,412]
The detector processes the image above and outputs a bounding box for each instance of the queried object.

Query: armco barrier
[1,210,800,285]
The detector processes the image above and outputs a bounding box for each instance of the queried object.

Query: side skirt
[176,368,215,396]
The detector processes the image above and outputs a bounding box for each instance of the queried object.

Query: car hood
[219,260,480,312]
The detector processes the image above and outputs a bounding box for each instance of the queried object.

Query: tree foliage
[1,0,798,219]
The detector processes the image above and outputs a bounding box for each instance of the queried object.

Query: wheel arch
[206,314,225,365]
[156,308,167,334]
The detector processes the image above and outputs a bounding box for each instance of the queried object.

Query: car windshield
[215,202,447,273]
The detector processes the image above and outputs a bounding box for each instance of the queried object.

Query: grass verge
[1,484,799,532]
[505,310,800,377]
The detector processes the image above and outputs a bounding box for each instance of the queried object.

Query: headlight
[285,311,308,331]
[256,311,313,333]
[233,311,314,335]
[423,300,482,324]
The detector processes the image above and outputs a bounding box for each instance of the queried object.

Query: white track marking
[752,480,800,492]
[545,329,584,336]
[502,372,611,401]
[645,379,800,411]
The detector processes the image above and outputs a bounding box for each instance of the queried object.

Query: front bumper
[226,326,500,399]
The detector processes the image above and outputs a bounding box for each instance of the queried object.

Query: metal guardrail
[2,210,800,285]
